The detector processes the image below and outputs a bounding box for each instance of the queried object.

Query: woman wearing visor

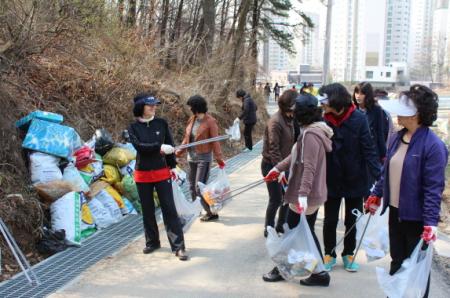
[366,85,448,297]
[128,93,188,261]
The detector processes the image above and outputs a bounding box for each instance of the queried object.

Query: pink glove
[218,160,225,169]
[364,195,381,215]
[421,226,437,244]
[264,167,280,182]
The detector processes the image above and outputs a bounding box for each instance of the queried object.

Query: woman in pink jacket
[262,93,334,287]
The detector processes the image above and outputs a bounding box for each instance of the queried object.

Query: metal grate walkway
[0,141,262,298]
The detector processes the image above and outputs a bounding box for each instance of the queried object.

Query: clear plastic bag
[376,239,433,298]
[172,181,201,232]
[225,118,241,141]
[266,213,325,280]
[354,204,390,262]
[197,169,231,213]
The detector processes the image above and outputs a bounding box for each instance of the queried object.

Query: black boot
[142,243,161,254]
[262,267,285,282]
[300,271,330,287]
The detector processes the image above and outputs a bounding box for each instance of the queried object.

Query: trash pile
[16,110,146,252]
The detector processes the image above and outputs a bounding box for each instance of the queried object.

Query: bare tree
[127,0,137,27]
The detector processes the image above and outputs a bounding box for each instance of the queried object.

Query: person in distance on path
[236,89,258,152]
[128,93,188,261]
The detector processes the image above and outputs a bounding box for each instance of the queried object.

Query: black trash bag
[94,128,114,156]
[36,227,68,255]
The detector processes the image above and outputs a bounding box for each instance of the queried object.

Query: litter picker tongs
[330,208,365,256]
[208,179,265,202]
[0,218,40,285]
[175,135,230,151]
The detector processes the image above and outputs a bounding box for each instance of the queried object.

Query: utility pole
[322,0,333,84]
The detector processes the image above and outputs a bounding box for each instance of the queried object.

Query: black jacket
[239,94,257,125]
[128,118,176,171]
[364,105,386,160]
[326,109,381,198]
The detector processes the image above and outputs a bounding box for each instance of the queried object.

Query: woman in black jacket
[128,93,188,261]
[319,83,381,272]
[353,82,386,161]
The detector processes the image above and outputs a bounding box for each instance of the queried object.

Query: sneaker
[300,271,330,287]
[342,255,360,272]
[323,255,337,271]
[242,148,252,152]
[262,267,285,282]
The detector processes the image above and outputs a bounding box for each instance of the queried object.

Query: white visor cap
[378,95,417,117]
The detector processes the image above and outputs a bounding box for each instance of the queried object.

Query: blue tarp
[22,119,82,158]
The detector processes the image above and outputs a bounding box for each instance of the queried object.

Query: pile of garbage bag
[16,110,154,251]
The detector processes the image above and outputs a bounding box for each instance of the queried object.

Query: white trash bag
[172,181,201,232]
[376,239,433,298]
[198,169,231,213]
[354,204,390,262]
[225,118,241,141]
[62,162,90,193]
[50,191,82,246]
[95,189,123,223]
[266,213,325,280]
[30,152,63,185]
[87,197,116,229]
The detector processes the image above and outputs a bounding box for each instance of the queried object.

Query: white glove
[289,196,308,214]
[298,196,308,211]
[160,144,175,154]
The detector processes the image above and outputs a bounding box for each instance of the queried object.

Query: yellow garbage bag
[105,185,125,210]
[101,165,121,185]
[102,147,136,167]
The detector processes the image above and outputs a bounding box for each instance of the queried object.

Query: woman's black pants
[136,179,185,252]
[389,207,430,298]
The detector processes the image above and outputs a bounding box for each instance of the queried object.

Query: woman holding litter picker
[262,93,333,287]
[176,95,225,222]
[320,83,381,272]
[261,89,298,238]
[128,93,188,261]
[367,85,448,297]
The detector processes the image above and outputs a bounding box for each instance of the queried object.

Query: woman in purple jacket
[366,85,448,298]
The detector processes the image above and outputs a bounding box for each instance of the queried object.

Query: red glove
[170,169,178,181]
[364,195,381,215]
[421,226,437,244]
[218,160,225,169]
[264,168,280,182]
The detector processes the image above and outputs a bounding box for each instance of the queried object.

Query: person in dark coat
[353,82,387,161]
[261,90,298,237]
[274,83,281,101]
[319,83,381,272]
[128,93,188,261]
[237,89,258,151]
[367,85,448,298]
